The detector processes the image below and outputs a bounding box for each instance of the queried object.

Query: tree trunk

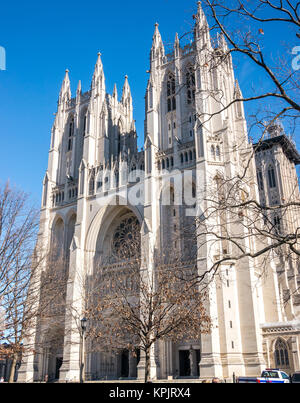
[8,353,17,383]
[144,347,151,383]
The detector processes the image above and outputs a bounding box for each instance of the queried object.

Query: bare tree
[0,182,67,382]
[81,221,211,383]
[181,1,300,294]
[198,0,299,125]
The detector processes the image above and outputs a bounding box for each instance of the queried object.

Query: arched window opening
[89,174,95,195]
[167,73,176,112]
[186,67,196,105]
[274,339,289,368]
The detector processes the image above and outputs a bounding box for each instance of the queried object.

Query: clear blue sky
[0,0,298,205]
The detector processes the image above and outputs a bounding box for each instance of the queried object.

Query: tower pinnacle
[91,52,105,95]
[151,22,165,63]
[113,83,118,100]
[122,75,131,103]
[93,52,103,78]
[76,80,82,95]
[194,0,210,45]
[152,23,164,50]
[195,0,206,25]
[59,69,71,104]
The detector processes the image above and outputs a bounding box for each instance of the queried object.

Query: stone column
[189,347,198,377]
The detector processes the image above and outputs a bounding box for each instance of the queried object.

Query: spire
[152,23,163,48]
[151,23,165,62]
[94,52,103,78]
[92,52,105,94]
[130,119,136,133]
[234,79,242,99]
[59,69,71,104]
[233,79,245,119]
[76,80,82,96]
[194,1,209,41]
[113,83,118,100]
[217,32,228,52]
[196,1,205,20]
[122,75,131,103]
[174,32,180,57]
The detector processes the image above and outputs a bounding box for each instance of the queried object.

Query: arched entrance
[86,205,142,380]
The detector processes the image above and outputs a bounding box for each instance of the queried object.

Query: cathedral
[19,2,300,382]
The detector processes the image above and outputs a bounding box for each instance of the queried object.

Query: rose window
[111,215,141,260]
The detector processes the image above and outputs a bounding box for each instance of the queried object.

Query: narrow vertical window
[67,117,74,151]
[268,166,276,188]
[257,171,264,191]
[167,73,176,112]
[83,115,87,136]
[211,145,216,160]
[274,215,281,233]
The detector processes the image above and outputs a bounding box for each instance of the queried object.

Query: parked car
[237,369,290,383]
[291,372,300,383]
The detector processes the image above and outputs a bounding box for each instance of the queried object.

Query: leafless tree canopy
[200,0,299,126]
[181,1,300,289]
[0,182,67,382]
[81,222,211,383]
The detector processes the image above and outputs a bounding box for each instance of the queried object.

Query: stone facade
[18,2,300,382]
